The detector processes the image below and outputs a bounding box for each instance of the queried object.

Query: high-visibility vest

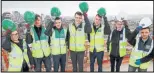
[51,28,67,55]
[30,26,51,58]
[69,23,86,52]
[129,37,153,69]
[8,40,30,71]
[90,25,105,52]
[109,28,127,57]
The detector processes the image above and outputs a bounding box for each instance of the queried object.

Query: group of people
[2,7,153,72]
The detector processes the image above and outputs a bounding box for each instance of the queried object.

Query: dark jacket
[66,13,92,49]
[107,25,131,57]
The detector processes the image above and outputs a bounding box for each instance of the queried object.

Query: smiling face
[115,21,123,31]
[10,31,19,42]
[74,11,83,25]
[94,14,102,26]
[141,27,150,40]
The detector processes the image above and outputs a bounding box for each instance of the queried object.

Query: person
[86,14,111,72]
[26,14,51,72]
[45,17,68,72]
[128,26,153,72]
[66,11,92,72]
[135,30,154,72]
[2,19,31,72]
[107,19,132,72]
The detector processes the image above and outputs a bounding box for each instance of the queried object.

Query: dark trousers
[110,55,123,72]
[70,51,85,72]
[21,60,29,72]
[90,51,104,72]
[128,65,147,72]
[34,55,51,72]
[53,54,66,72]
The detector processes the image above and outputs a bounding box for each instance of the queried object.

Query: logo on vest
[78,28,82,31]
[145,45,151,50]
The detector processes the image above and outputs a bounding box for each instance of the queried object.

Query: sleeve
[65,28,70,49]
[27,44,34,65]
[83,13,92,33]
[107,33,111,52]
[140,48,154,63]
[2,35,11,52]
[103,16,111,35]
[127,29,139,46]
[25,32,33,44]
[44,21,54,36]
[87,33,90,42]
[125,24,132,40]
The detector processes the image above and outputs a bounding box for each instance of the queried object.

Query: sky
[2,1,153,16]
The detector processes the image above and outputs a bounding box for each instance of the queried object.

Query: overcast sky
[2,1,153,16]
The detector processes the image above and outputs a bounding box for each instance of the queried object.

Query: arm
[87,34,90,42]
[124,20,132,40]
[127,26,142,46]
[2,34,11,52]
[103,16,111,35]
[44,21,54,36]
[27,44,34,65]
[140,47,154,63]
[107,34,111,52]
[65,28,70,49]
[83,13,92,33]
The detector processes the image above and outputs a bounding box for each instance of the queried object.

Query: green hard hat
[2,19,17,32]
[97,7,106,16]
[79,2,89,13]
[24,11,35,25]
[51,7,61,17]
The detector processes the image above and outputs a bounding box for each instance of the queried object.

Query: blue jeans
[90,49,104,72]
[34,55,52,72]
[53,54,66,72]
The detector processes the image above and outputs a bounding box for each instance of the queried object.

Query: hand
[136,26,142,31]
[5,29,12,36]
[122,20,128,26]
[135,59,141,65]
[25,24,31,32]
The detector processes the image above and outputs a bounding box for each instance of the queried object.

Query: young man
[2,20,31,72]
[107,19,132,72]
[46,17,68,72]
[128,27,153,72]
[26,14,51,72]
[87,14,111,72]
[66,11,92,72]
[134,30,154,72]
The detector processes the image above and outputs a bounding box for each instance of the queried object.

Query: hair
[74,11,83,16]
[35,14,41,21]
[141,27,150,31]
[96,14,102,18]
[55,17,61,21]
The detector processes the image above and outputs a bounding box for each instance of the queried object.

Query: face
[55,19,62,29]
[10,31,19,42]
[141,28,150,40]
[94,15,102,26]
[35,17,41,27]
[74,14,83,25]
[115,21,123,31]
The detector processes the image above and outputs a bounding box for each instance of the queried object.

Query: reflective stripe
[9,64,21,68]
[70,44,84,46]
[90,45,104,48]
[91,36,103,39]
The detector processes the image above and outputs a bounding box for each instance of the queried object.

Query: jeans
[70,51,85,72]
[128,65,147,72]
[53,54,66,72]
[34,55,52,72]
[90,50,104,72]
[110,55,123,72]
